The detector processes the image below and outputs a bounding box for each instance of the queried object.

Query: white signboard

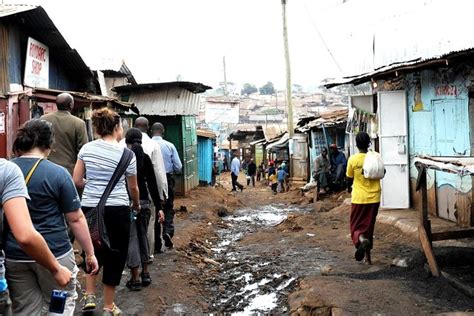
[24,37,49,88]
[205,103,239,124]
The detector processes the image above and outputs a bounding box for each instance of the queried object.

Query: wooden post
[418,165,440,277]
[420,167,431,240]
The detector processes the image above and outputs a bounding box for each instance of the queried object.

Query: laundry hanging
[346,107,378,138]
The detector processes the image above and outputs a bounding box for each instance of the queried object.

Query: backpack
[362,150,385,180]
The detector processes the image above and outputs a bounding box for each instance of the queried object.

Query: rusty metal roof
[113,81,212,94]
[197,129,216,139]
[296,109,348,132]
[0,4,93,82]
[32,87,138,114]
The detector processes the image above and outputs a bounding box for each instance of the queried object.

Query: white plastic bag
[363,150,385,179]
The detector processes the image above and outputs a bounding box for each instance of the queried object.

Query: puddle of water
[209,204,315,314]
[228,204,303,227]
[232,293,278,315]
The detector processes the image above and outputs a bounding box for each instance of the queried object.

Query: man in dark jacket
[42,93,88,175]
[247,159,257,187]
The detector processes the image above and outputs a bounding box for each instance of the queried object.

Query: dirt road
[78,173,474,315]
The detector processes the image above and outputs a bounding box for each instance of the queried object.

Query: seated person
[329,144,347,184]
[314,148,331,194]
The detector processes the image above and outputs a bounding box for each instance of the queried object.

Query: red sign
[435,84,458,97]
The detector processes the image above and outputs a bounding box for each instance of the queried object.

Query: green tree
[241,83,258,95]
[259,81,275,95]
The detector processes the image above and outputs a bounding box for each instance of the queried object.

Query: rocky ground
[76,173,474,315]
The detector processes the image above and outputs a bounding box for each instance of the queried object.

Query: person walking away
[257,162,265,182]
[314,148,331,194]
[120,117,168,260]
[124,129,164,291]
[247,159,257,187]
[230,152,244,192]
[281,160,290,191]
[73,108,140,314]
[346,132,381,264]
[42,93,88,175]
[277,166,287,193]
[151,122,182,252]
[0,159,72,315]
[330,144,347,185]
[223,156,229,172]
[269,173,278,194]
[6,120,99,314]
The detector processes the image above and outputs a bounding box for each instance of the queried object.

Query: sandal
[81,293,96,310]
[141,272,152,287]
[126,279,142,291]
[103,303,122,315]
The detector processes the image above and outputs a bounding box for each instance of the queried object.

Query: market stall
[414,156,474,276]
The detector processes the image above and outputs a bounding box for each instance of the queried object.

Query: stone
[217,207,229,217]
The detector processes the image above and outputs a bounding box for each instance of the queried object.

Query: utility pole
[281,0,294,138]
[223,56,228,96]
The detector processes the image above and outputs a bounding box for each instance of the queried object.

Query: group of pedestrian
[266,160,289,194]
[0,92,182,315]
[314,144,348,194]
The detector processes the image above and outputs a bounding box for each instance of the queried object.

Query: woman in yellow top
[346,132,381,264]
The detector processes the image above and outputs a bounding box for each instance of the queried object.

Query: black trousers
[247,175,255,186]
[231,173,243,191]
[155,174,175,251]
[83,205,130,286]
[127,205,151,268]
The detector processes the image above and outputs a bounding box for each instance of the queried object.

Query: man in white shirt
[120,117,168,258]
[230,151,244,192]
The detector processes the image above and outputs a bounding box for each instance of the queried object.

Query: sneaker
[141,272,152,287]
[126,279,142,291]
[81,293,96,310]
[103,303,122,315]
[163,233,173,249]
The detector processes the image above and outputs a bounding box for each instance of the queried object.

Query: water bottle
[0,278,11,316]
[0,279,6,293]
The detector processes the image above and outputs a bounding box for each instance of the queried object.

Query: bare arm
[73,159,86,189]
[3,197,71,287]
[65,210,99,274]
[127,175,140,209]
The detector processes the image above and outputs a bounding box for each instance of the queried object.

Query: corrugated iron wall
[0,24,9,94]
[198,136,213,185]
[129,87,201,116]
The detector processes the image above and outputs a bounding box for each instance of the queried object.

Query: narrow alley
[83,173,474,315]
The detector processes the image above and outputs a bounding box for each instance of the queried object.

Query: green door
[182,116,198,194]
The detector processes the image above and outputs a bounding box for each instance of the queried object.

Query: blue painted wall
[6,24,85,91]
[198,136,213,184]
[407,69,471,192]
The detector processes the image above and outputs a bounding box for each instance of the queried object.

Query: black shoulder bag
[86,148,133,251]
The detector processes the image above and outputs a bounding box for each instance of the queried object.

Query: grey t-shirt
[78,139,136,207]
[0,159,29,277]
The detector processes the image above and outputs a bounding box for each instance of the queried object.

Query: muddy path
[76,174,474,315]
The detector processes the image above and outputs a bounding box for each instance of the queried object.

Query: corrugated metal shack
[296,109,348,179]
[197,129,216,186]
[113,81,212,196]
[228,125,265,162]
[0,4,102,157]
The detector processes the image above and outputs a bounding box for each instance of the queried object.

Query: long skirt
[350,203,379,248]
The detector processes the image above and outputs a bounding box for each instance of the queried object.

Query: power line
[303,1,344,74]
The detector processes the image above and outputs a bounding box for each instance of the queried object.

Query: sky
[4,0,441,90]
